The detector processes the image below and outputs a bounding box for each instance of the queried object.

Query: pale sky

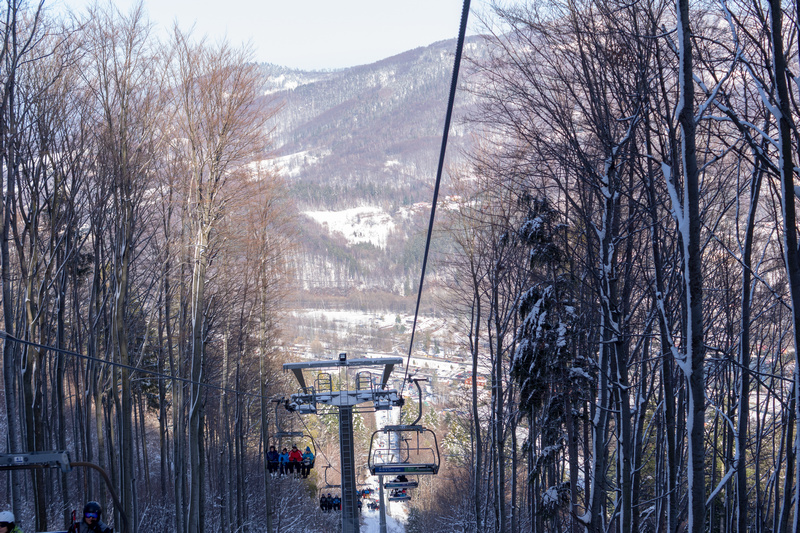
[57,0,477,71]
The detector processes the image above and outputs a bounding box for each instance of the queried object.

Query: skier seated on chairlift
[326,493,335,512]
[288,444,303,476]
[278,447,290,476]
[0,511,24,533]
[332,494,341,511]
[68,501,112,533]
[319,494,329,512]
[267,445,280,475]
[301,446,315,478]
[391,475,408,483]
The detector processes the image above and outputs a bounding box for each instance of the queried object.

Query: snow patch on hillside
[268,150,328,179]
[304,206,395,248]
[264,73,301,93]
[396,196,461,219]
[263,72,329,94]
[293,309,449,332]
[396,202,429,219]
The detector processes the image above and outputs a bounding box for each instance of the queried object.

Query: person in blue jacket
[278,447,290,476]
[301,446,315,478]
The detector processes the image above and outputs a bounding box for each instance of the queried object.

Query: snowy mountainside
[304,206,395,249]
[265,37,484,302]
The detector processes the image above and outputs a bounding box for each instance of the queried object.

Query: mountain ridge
[264,37,483,301]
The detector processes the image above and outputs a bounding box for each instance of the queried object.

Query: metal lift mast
[283,353,403,533]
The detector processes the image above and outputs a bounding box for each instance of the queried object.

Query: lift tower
[284,353,403,533]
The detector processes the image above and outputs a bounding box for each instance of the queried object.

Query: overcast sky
[58,0,478,71]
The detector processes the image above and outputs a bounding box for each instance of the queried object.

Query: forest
[414,0,800,531]
[5,0,800,532]
[0,1,298,531]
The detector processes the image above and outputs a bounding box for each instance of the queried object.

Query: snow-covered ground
[361,506,407,533]
[263,149,330,178]
[359,409,408,532]
[304,206,395,249]
[292,308,455,333]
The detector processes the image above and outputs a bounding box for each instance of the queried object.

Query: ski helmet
[83,501,102,516]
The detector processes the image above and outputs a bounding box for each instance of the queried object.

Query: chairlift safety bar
[283,357,403,392]
[371,463,438,475]
[383,480,418,489]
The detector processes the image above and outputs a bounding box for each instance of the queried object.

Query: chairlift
[317,465,345,512]
[319,465,342,495]
[271,399,315,447]
[0,451,129,533]
[367,378,440,476]
[384,476,419,490]
[387,488,411,502]
[270,399,316,476]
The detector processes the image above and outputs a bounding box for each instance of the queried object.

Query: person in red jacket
[288,444,303,477]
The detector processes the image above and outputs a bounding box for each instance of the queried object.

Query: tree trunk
[736,161,763,533]
[676,0,705,530]
[188,227,208,533]
[260,280,273,533]
[221,327,231,533]
[767,2,800,528]
[588,328,610,533]
[470,291,483,531]
[113,209,135,533]
[491,264,506,533]
[157,290,169,502]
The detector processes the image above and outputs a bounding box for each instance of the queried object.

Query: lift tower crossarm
[283,357,403,391]
[281,355,404,533]
[0,451,72,473]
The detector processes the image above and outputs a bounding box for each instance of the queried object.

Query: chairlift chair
[270,399,316,471]
[367,378,441,476]
[383,478,419,490]
[317,464,342,498]
[387,489,411,502]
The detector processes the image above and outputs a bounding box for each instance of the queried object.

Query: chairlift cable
[0,329,266,401]
[293,409,339,475]
[402,0,471,397]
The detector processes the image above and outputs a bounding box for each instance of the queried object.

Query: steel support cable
[3,330,339,497]
[401,0,471,397]
[0,329,266,401]
[293,409,339,474]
